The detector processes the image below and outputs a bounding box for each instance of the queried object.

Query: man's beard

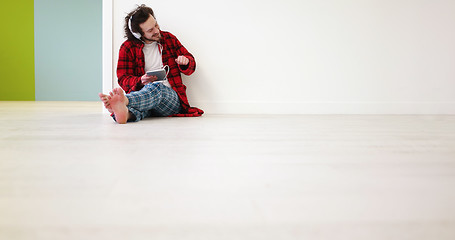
[143,34,161,42]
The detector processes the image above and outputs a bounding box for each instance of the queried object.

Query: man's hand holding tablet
[141,68,167,85]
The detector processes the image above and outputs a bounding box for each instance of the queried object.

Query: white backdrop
[105,0,455,114]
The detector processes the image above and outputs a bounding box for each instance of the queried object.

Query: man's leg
[149,84,181,116]
[99,86,152,124]
[100,83,180,123]
[126,83,181,118]
[126,83,163,111]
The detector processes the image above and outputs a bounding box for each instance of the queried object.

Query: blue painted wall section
[35,0,102,101]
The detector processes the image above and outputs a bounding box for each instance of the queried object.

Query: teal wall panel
[35,0,102,101]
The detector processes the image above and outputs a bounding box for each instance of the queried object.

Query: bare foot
[107,88,130,124]
[98,93,113,114]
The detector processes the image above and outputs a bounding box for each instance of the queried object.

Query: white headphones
[128,16,142,39]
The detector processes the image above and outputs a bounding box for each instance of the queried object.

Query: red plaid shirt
[117,31,203,117]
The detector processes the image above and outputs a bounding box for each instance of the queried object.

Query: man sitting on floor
[99,4,203,123]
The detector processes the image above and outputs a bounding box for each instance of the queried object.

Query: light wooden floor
[1,101,455,240]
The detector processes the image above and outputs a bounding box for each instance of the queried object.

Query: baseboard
[189,101,455,115]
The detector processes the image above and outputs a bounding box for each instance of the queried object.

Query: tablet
[146,68,167,81]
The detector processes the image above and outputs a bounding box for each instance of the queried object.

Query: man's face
[139,14,161,43]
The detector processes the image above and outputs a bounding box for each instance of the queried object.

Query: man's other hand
[175,56,189,65]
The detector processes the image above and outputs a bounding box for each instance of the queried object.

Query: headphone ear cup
[128,16,141,39]
[132,32,142,39]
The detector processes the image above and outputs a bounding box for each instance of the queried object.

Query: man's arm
[116,43,143,93]
[173,35,196,76]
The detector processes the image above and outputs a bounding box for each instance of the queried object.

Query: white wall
[110,0,455,114]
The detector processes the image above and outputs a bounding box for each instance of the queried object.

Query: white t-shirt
[142,42,171,87]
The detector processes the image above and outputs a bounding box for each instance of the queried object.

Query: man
[99,4,203,124]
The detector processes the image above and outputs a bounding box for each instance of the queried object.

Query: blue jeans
[124,82,181,122]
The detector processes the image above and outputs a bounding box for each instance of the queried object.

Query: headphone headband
[128,15,142,40]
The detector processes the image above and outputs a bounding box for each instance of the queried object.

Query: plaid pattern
[117,31,203,117]
[126,82,181,122]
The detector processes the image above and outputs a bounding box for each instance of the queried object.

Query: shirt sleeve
[173,36,196,76]
[117,43,143,93]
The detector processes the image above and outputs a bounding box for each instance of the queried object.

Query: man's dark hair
[124,4,155,40]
